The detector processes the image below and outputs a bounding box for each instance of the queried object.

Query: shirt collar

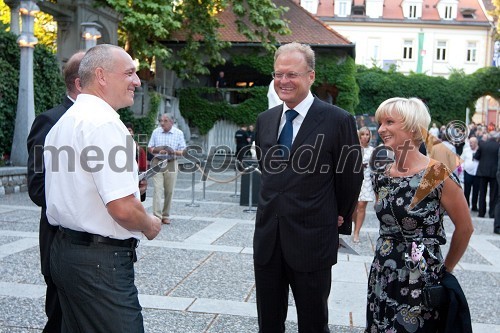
[282,91,314,119]
[75,94,120,119]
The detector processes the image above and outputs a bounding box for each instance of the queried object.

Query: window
[338,1,348,16]
[302,0,318,15]
[403,40,413,60]
[436,41,447,61]
[444,6,453,19]
[409,5,417,18]
[466,42,477,62]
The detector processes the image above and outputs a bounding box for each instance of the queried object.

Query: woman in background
[352,126,375,243]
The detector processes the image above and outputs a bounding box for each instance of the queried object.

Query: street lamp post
[10,0,38,166]
[81,22,102,50]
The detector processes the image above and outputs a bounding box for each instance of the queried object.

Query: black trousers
[254,233,331,333]
[51,230,143,333]
[478,176,497,218]
[43,274,62,333]
[463,171,479,209]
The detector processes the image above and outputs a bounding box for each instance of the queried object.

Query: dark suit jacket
[254,98,363,272]
[27,96,73,276]
[474,138,499,178]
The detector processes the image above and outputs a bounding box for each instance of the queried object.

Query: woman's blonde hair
[358,126,372,141]
[374,97,431,144]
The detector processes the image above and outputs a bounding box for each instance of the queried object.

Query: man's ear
[95,67,106,85]
[75,78,82,93]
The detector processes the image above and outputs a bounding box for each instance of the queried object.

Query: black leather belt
[59,226,139,249]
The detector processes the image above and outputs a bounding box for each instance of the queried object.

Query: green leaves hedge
[355,65,500,125]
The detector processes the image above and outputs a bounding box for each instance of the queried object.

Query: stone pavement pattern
[0,170,499,333]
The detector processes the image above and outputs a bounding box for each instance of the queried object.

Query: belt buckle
[133,239,139,248]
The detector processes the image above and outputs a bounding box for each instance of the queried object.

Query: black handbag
[422,283,448,309]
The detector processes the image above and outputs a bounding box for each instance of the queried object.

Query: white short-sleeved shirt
[44,94,141,240]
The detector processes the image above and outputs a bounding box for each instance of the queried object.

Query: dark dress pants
[50,230,143,333]
[478,176,497,218]
[43,274,62,333]
[254,233,331,333]
[463,171,479,209]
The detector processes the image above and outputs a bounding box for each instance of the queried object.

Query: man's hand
[139,179,147,196]
[337,216,344,227]
[143,215,161,240]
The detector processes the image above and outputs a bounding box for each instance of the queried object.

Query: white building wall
[328,23,489,77]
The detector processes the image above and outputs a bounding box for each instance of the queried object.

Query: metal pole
[186,168,199,207]
[230,167,239,198]
[201,180,207,201]
[243,169,257,213]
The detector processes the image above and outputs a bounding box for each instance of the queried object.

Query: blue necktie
[278,109,299,157]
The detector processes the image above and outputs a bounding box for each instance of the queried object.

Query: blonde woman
[365,97,473,333]
[352,127,375,243]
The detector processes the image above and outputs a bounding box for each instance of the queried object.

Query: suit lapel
[267,106,283,145]
[291,99,324,152]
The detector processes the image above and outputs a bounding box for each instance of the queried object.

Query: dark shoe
[478,214,485,218]
[471,207,478,212]
[494,229,500,235]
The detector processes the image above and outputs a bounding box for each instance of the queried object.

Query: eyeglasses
[271,70,313,80]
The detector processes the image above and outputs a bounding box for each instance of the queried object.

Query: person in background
[126,122,148,202]
[27,50,85,333]
[148,114,187,225]
[367,97,473,333]
[215,70,227,88]
[352,127,375,243]
[267,79,283,109]
[429,122,440,138]
[460,136,479,211]
[247,124,255,144]
[44,44,161,333]
[126,122,148,172]
[234,124,249,166]
[474,131,499,218]
[494,145,500,234]
[253,42,362,332]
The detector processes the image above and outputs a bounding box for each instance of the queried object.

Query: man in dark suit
[253,43,363,333]
[26,51,84,333]
[474,131,499,218]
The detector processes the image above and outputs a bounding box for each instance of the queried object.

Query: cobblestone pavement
[0,170,499,332]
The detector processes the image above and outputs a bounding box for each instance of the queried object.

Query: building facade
[296,0,496,77]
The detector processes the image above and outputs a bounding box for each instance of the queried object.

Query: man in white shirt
[461,137,479,211]
[44,44,161,333]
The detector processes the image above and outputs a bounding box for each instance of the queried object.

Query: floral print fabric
[365,161,459,333]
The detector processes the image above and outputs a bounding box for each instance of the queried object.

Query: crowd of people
[25,42,497,333]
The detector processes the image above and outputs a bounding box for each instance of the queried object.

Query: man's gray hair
[274,42,315,70]
[79,44,123,88]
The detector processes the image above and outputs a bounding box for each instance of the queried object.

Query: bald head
[469,136,478,150]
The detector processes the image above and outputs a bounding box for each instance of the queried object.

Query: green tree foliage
[94,0,290,80]
[0,28,64,156]
[179,87,267,135]
[355,65,500,125]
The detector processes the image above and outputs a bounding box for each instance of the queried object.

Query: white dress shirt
[44,94,141,240]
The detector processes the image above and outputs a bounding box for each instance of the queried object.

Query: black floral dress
[365,161,459,333]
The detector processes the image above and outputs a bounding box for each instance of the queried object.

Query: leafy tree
[490,0,500,37]
[94,0,291,81]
